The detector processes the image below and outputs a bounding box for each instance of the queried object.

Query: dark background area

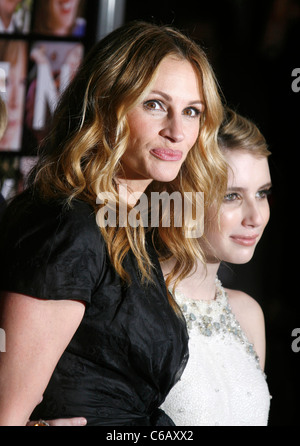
[125,0,300,426]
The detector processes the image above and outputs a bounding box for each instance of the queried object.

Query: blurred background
[0,0,299,426]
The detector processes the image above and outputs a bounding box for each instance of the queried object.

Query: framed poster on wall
[0,0,101,200]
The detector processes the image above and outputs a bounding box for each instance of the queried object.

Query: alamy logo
[291,68,300,92]
[291,328,300,353]
[96,186,204,238]
[0,328,6,352]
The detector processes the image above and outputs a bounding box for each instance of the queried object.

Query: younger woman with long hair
[161,108,272,425]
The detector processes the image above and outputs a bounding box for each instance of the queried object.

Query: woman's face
[204,150,272,264]
[121,55,204,192]
[0,0,22,16]
[0,43,27,150]
[48,0,80,33]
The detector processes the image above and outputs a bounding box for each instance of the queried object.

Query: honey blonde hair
[218,107,271,158]
[28,21,227,295]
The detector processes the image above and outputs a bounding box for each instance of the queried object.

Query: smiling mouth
[230,235,259,246]
[150,148,182,161]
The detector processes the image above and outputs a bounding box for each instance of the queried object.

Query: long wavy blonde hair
[28,21,227,294]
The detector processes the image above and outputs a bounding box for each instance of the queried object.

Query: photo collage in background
[0,0,97,201]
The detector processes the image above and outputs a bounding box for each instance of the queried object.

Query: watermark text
[291,68,300,92]
[291,328,300,352]
[0,328,6,352]
[96,186,204,238]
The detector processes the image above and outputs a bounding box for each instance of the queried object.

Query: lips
[230,235,259,247]
[150,148,183,161]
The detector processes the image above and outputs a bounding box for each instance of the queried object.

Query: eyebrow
[149,89,205,108]
[226,182,273,192]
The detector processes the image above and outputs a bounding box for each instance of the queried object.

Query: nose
[159,113,184,143]
[241,200,265,228]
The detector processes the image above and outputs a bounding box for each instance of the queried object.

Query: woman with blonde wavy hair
[0,21,227,426]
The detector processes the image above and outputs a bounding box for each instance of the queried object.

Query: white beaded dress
[161,278,271,426]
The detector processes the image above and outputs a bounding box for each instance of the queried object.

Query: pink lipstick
[150,148,182,161]
[230,235,259,246]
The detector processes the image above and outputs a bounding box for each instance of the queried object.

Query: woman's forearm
[0,291,85,425]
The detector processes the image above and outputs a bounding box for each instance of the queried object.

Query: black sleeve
[0,198,106,304]
[0,193,6,221]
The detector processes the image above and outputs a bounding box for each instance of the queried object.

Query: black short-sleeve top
[0,194,189,426]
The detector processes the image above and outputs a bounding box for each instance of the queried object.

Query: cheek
[126,110,146,144]
[186,124,200,151]
[207,211,238,257]
[219,208,239,235]
[203,213,227,258]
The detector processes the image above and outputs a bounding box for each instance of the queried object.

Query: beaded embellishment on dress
[172,277,262,371]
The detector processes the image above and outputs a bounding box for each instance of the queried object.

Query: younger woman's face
[204,150,272,264]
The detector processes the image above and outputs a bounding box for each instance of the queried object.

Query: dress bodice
[161,278,271,426]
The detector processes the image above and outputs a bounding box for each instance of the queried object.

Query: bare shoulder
[225,288,266,370]
[225,288,264,322]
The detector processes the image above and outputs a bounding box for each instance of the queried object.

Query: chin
[225,252,255,265]
[153,170,180,183]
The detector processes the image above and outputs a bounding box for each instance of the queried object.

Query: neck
[161,257,220,301]
[116,178,153,206]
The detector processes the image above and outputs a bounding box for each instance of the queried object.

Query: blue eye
[256,188,272,200]
[223,192,240,202]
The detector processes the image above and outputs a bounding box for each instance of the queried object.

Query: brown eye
[183,107,200,118]
[143,100,163,111]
